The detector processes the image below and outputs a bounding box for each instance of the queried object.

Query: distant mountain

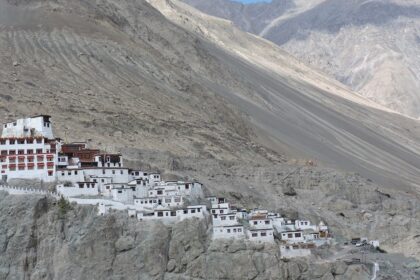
[183,0,420,118]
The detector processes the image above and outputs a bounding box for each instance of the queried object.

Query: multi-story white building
[0,115,60,182]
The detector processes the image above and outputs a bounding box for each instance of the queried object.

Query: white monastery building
[0,115,60,182]
[0,116,336,259]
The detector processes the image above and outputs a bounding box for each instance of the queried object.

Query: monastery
[0,116,333,259]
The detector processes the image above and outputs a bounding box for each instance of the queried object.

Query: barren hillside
[184,0,420,118]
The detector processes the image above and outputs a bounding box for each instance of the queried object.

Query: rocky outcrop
[0,192,375,280]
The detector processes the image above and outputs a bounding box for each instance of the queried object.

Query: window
[93,179,97,183]
[265,221,270,224]
[75,171,78,175]
[101,179,105,183]
[227,229,231,233]
[221,216,226,220]
[157,190,163,195]
[183,210,188,214]
[171,211,176,216]
[27,150,33,154]
[13,122,16,126]
[27,157,34,163]
[78,183,84,188]
[61,172,65,176]
[253,221,257,225]
[1,151,6,155]
[112,170,115,175]
[102,170,105,175]
[220,210,224,214]
[68,172,72,176]
[252,233,257,237]
[165,198,171,203]
[295,233,301,238]
[36,138,42,144]
[185,184,189,190]
[18,165,25,170]
[9,140,15,144]
[197,208,201,212]
[229,216,234,220]
[118,190,122,194]
[233,229,237,233]
[9,150,15,155]
[157,212,163,217]
[18,140,25,144]
[288,233,293,238]
[212,210,216,214]
[0,140,5,145]
[120,170,123,174]
[174,197,181,202]
[27,139,33,144]
[261,232,267,237]
[238,228,242,232]
[36,149,43,154]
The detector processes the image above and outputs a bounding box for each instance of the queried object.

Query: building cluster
[209,197,331,256]
[1,116,334,259]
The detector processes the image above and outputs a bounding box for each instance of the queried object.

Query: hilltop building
[0,115,61,182]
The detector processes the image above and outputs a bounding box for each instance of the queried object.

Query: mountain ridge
[182,0,420,118]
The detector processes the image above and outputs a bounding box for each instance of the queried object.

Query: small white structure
[212,225,245,240]
[98,202,113,216]
[111,185,135,204]
[210,202,230,215]
[280,231,305,243]
[0,115,60,182]
[57,182,99,197]
[137,205,207,223]
[2,115,54,139]
[247,228,275,243]
[212,213,238,227]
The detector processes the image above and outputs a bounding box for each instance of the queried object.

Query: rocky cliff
[0,192,374,280]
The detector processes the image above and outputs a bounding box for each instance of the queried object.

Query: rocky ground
[1,191,418,280]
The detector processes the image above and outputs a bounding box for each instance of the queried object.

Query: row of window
[154,208,202,218]
[1,149,49,155]
[2,165,54,172]
[251,231,271,237]
[282,232,302,239]
[252,220,271,225]
[0,138,44,145]
[220,215,235,221]
[1,156,53,163]
[220,227,243,233]
[78,183,96,189]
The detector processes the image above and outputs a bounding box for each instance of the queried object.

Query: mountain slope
[1,0,420,191]
[183,0,420,118]
[149,0,420,191]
